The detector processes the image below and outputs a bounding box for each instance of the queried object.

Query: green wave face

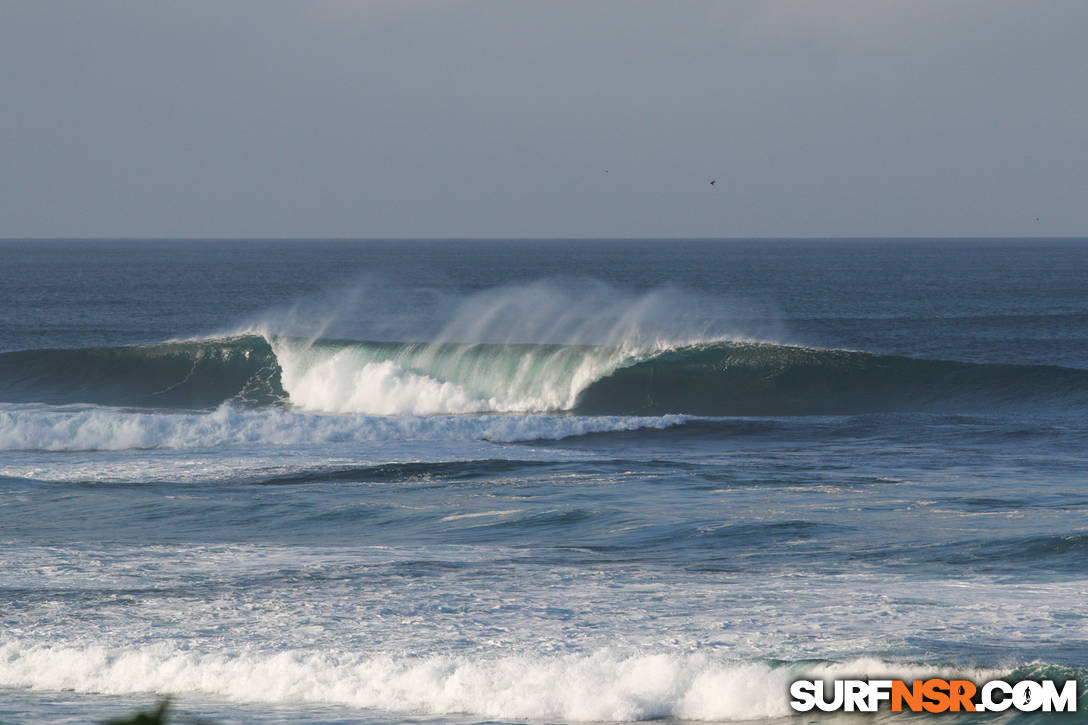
[1,336,1086,415]
[574,342,1088,416]
[0,337,284,409]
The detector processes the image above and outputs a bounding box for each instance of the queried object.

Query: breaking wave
[0,642,1015,722]
[1,335,1086,417]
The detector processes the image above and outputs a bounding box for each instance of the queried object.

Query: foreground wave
[1,642,1040,722]
[2,335,1086,416]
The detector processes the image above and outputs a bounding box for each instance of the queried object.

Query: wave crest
[1,335,1086,416]
[0,643,1008,722]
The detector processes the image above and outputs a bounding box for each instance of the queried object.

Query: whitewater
[1,238,1087,724]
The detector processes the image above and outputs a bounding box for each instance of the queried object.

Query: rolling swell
[575,342,1088,416]
[1,336,1086,415]
[0,337,283,408]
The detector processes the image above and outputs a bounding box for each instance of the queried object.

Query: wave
[1,335,1086,416]
[575,342,1088,416]
[0,337,282,409]
[0,642,1017,722]
[268,335,629,413]
[883,533,1088,576]
[0,404,685,452]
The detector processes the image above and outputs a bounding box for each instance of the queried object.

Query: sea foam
[0,403,686,452]
[0,642,1003,722]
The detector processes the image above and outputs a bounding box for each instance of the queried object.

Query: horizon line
[3,235,1087,242]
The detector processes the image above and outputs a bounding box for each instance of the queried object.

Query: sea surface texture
[1,239,1086,724]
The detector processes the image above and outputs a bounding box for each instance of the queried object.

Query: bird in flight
[709,179,716,186]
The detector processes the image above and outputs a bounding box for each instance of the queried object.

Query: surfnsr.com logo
[790,678,1079,713]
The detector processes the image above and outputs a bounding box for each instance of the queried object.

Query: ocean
[0,238,1086,723]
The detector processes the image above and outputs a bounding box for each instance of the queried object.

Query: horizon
[5,235,1088,241]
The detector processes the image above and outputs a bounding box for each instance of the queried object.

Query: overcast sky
[2,1,1085,238]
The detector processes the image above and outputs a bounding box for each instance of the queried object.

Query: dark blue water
[1,239,1086,723]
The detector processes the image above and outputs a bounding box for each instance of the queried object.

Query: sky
[2,0,1086,238]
